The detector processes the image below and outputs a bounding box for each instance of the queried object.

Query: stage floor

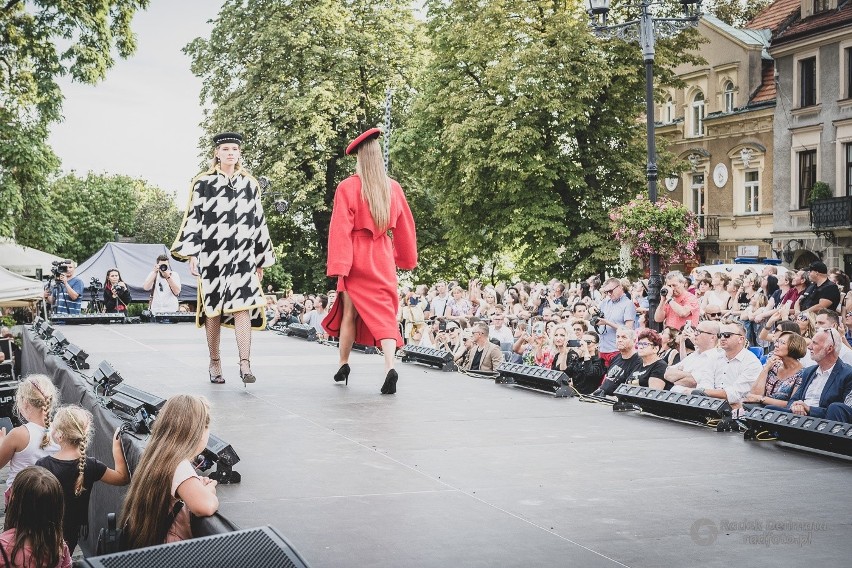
[51,323,850,567]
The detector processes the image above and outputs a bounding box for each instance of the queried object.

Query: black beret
[213,132,243,146]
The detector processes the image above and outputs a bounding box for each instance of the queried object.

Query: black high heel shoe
[239,358,256,386]
[334,363,350,385]
[380,369,398,395]
[209,358,225,384]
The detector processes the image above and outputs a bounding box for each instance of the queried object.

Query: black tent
[75,243,197,303]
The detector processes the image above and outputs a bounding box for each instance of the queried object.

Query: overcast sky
[48,1,224,201]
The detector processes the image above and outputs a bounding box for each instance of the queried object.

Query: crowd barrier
[21,329,239,556]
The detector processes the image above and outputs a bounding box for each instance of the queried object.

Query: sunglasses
[705,312,721,317]
[583,339,597,344]
[695,329,716,336]
[846,312,852,317]
[636,341,655,348]
[797,314,809,321]
[819,328,837,347]
[718,332,743,339]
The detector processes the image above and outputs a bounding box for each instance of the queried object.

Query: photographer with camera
[142,254,182,314]
[103,268,132,313]
[596,277,636,368]
[43,260,84,315]
[654,271,700,330]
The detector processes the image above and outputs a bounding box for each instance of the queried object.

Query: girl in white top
[0,374,60,503]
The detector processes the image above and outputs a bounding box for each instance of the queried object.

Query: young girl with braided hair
[0,374,60,505]
[36,405,129,553]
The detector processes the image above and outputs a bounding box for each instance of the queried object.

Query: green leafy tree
[48,172,138,262]
[706,0,773,27]
[0,0,149,246]
[396,0,701,282]
[184,0,426,291]
[134,187,184,246]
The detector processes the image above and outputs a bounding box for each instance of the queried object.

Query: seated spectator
[593,327,642,397]
[658,326,682,366]
[690,322,769,409]
[565,330,606,395]
[269,298,299,327]
[796,261,841,314]
[630,280,649,328]
[121,395,218,549]
[570,319,589,340]
[435,321,466,361]
[814,309,852,365]
[703,272,733,313]
[766,328,852,418]
[264,295,277,320]
[825,392,852,423]
[304,295,329,339]
[513,320,551,367]
[571,301,589,321]
[742,331,806,407]
[549,325,573,372]
[0,465,71,568]
[445,285,472,319]
[653,271,699,330]
[488,309,514,345]
[628,329,669,388]
[659,320,721,393]
[460,323,503,372]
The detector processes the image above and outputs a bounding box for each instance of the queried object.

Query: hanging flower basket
[610,194,699,272]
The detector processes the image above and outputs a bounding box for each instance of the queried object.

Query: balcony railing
[810,196,852,229]
[696,215,719,240]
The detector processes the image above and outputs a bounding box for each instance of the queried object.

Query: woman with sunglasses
[563,330,605,395]
[743,331,806,407]
[628,329,670,389]
[795,310,816,340]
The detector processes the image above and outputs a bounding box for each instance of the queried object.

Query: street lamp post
[588,0,701,331]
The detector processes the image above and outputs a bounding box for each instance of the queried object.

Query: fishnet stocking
[234,310,252,373]
[205,315,222,375]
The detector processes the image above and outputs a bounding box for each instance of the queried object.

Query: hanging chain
[383,87,393,172]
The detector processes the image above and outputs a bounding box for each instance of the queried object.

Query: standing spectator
[702,272,733,313]
[797,261,841,314]
[445,285,472,319]
[654,271,699,330]
[430,281,450,318]
[43,261,83,315]
[143,254,182,315]
[596,277,636,368]
[631,280,649,328]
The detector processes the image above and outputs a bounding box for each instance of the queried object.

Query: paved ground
[33,323,852,567]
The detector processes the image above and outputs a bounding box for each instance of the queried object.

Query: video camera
[50,260,72,278]
[87,277,104,293]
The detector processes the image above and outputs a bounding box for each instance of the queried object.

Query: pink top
[0,529,71,568]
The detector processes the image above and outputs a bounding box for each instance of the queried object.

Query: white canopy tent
[0,264,44,307]
[0,238,65,279]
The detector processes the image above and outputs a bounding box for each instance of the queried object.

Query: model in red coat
[322,128,417,394]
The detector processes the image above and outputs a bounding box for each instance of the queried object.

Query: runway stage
[50,324,850,567]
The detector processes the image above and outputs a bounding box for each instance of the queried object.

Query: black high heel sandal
[380,369,398,395]
[239,358,256,386]
[334,364,350,385]
[209,358,225,384]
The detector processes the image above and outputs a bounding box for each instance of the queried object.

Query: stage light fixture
[743,407,852,457]
[32,317,44,332]
[61,343,90,370]
[612,384,733,428]
[197,433,241,484]
[50,330,69,354]
[0,380,20,426]
[496,362,573,397]
[93,360,123,395]
[114,383,166,415]
[108,392,154,434]
[39,321,55,340]
[284,323,317,341]
[400,345,456,372]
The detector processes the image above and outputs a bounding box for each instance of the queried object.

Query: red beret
[345,128,381,156]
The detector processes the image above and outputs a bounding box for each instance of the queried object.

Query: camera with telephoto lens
[291,303,304,316]
[51,260,71,278]
[87,277,103,293]
[588,306,602,329]
[158,263,169,272]
[660,287,668,297]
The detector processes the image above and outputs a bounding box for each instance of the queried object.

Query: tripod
[85,287,105,314]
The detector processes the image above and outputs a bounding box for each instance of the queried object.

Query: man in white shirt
[488,309,514,345]
[143,254,182,313]
[430,281,450,319]
[690,321,762,407]
[654,320,721,392]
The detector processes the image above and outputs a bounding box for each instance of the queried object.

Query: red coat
[322,175,417,347]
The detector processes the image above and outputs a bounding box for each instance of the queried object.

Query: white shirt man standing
[430,281,450,319]
[143,254,182,313]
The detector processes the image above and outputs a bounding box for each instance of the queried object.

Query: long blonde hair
[355,138,391,231]
[15,374,58,449]
[121,395,211,549]
[52,405,93,496]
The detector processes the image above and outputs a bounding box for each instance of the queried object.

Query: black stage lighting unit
[612,384,733,428]
[61,343,90,370]
[284,323,317,341]
[400,345,456,372]
[50,330,69,354]
[38,321,55,340]
[93,360,123,395]
[496,362,573,397]
[743,407,852,457]
[197,433,241,484]
[0,380,20,426]
[353,342,379,354]
[114,383,166,415]
[31,317,44,332]
[108,392,154,434]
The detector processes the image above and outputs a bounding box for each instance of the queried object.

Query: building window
[664,96,675,123]
[691,173,706,219]
[814,0,829,13]
[798,149,817,208]
[846,47,852,99]
[724,81,734,113]
[744,170,759,213]
[799,57,817,107]
[691,92,705,136]
[846,143,852,196]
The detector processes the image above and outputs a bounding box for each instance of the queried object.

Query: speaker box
[79,525,311,568]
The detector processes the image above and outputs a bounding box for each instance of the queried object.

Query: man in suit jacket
[462,323,504,372]
[767,328,852,418]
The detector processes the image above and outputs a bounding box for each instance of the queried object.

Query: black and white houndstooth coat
[171,167,275,329]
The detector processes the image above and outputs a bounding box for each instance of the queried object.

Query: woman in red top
[322,128,417,394]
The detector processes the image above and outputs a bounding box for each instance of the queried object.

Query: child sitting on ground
[36,405,130,553]
[0,374,60,504]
